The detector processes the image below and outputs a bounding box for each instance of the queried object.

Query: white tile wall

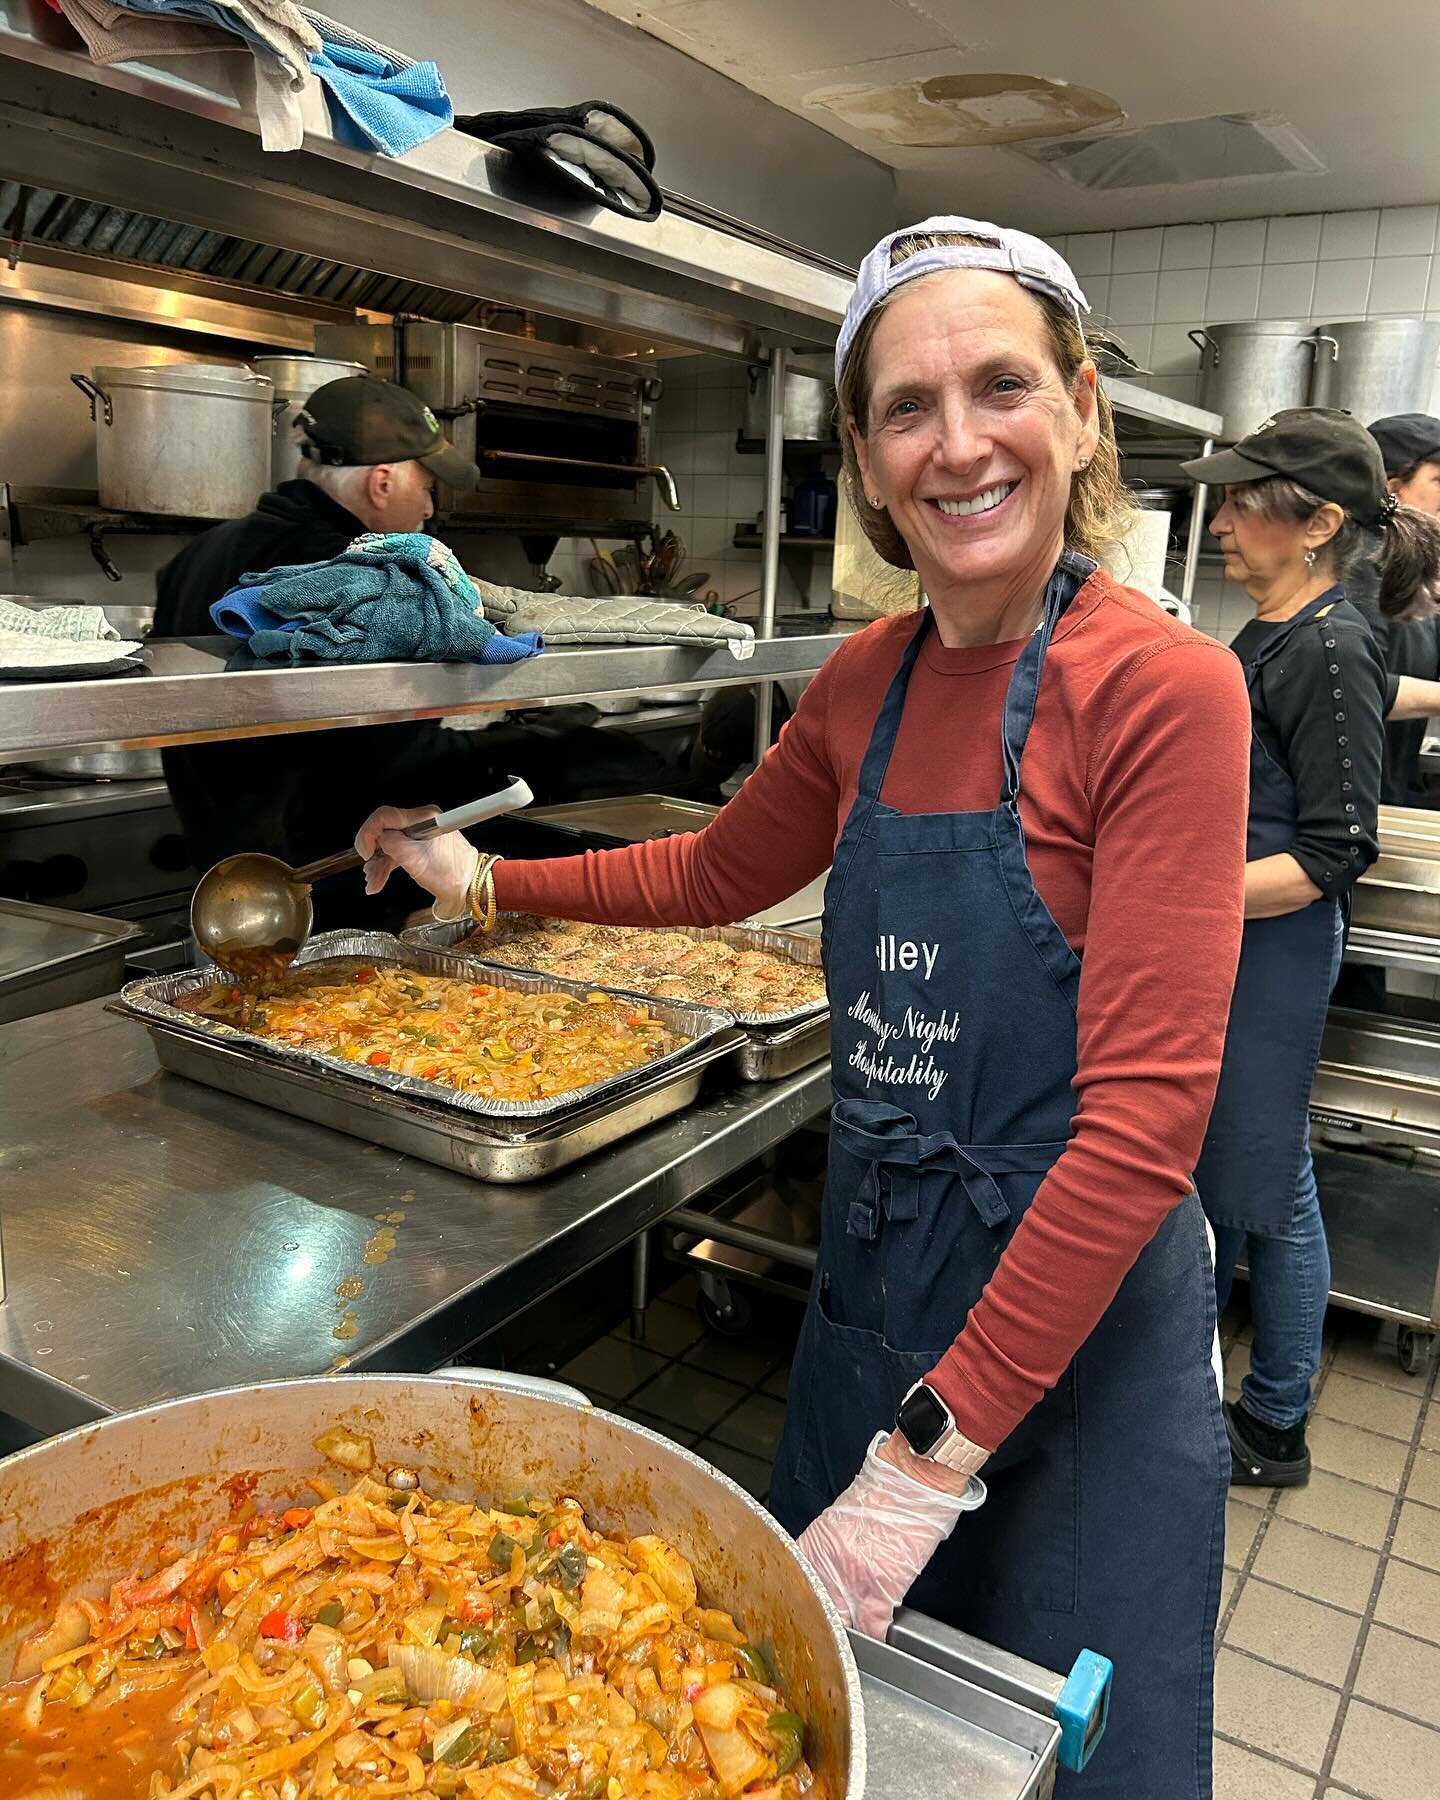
[1049,202,1440,643]
[1052,204,1440,418]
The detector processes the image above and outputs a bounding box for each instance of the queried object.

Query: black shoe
[1225,1400,1311,1488]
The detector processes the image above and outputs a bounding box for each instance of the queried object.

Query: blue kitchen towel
[211,532,544,666]
[308,36,451,156]
[211,585,297,639]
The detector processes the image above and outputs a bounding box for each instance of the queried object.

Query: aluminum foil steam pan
[401,914,828,1031]
[114,930,733,1121]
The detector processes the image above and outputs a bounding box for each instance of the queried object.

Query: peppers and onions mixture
[183,965,680,1104]
[0,1426,826,1800]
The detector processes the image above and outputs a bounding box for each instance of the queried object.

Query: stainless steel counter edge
[0,635,842,756]
[0,1000,831,1433]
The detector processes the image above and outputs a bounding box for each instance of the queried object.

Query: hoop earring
[1304,548,1317,569]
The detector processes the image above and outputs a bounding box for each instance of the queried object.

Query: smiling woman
[836,229,1135,637]
[356,216,1253,1800]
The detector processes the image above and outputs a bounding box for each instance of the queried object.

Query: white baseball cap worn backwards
[835,215,1091,388]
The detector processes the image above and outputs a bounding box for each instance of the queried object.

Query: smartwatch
[895,1378,984,1474]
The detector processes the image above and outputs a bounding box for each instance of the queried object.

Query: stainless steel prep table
[0,998,830,1435]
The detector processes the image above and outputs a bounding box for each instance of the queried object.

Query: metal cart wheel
[698,1273,753,1339]
[1397,1326,1436,1376]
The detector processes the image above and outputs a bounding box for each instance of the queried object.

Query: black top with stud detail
[1229,590,1386,897]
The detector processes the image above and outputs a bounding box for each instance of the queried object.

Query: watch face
[897,1383,948,1456]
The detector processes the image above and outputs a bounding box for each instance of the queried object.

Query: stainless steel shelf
[1345,925,1440,977]
[0,635,841,757]
[0,998,833,1433]
[1103,377,1222,442]
[0,13,851,359]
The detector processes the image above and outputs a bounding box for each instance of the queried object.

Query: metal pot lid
[1316,316,1440,334]
[252,355,368,378]
[1198,319,1315,336]
[93,362,275,396]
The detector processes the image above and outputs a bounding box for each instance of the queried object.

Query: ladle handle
[409,777,534,839]
[290,777,535,886]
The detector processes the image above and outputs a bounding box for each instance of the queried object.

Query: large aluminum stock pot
[0,1371,866,1797]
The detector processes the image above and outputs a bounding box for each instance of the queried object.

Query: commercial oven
[314,320,676,534]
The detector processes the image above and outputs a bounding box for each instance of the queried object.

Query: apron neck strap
[1246,587,1344,676]
[853,608,932,804]
[1000,552,1096,806]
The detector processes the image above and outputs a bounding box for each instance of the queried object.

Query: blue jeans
[1212,1147,1331,1428]
[1211,908,1342,1429]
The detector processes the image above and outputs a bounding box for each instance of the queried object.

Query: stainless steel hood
[0,8,852,359]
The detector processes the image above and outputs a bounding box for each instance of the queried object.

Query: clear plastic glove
[797,1433,987,1640]
[354,805,480,921]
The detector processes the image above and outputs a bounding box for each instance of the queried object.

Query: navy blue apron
[769,555,1229,1799]
[1195,594,1346,1234]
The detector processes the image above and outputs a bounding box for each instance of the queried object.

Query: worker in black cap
[1359,414,1440,806]
[1181,407,1440,1488]
[1370,412,1440,517]
[153,376,499,928]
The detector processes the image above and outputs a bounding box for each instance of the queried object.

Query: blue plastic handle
[1055,1648,1113,1772]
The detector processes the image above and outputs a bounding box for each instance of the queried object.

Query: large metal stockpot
[1189,321,1330,442]
[70,361,276,519]
[1309,318,1440,423]
[0,1372,866,1797]
[253,352,369,487]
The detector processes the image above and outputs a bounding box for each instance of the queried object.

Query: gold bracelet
[467,853,503,931]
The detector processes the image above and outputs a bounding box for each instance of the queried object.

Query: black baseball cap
[1368,413,1440,478]
[1181,407,1391,527]
[297,375,480,489]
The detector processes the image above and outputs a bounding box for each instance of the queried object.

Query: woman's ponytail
[1379,504,1440,620]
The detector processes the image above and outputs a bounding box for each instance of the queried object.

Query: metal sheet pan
[402,914,828,1030]
[0,897,144,1026]
[521,796,831,932]
[139,1021,741,1182]
[112,930,733,1123]
[728,1010,830,1082]
[851,1631,1059,1800]
[1311,1008,1440,1144]
[1351,855,1440,938]
[526,795,720,840]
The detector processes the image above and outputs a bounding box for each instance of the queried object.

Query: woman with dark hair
[360,218,1254,1796]
[1366,414,1440,805]
[1183,409,1440,1489]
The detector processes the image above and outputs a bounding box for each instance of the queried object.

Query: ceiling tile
[638,0,952,82]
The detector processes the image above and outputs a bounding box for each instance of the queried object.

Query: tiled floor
[1214,1305,1440,1798]
[513,1265,1440,1800]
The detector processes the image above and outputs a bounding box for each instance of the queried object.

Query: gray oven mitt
[471,582,753,658]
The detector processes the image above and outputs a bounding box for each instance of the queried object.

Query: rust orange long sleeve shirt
[497,571,1252,1451]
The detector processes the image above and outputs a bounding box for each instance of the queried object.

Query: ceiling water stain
[805,72,1124,149]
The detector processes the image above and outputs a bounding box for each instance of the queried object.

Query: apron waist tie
[830,1098,1070,1240]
